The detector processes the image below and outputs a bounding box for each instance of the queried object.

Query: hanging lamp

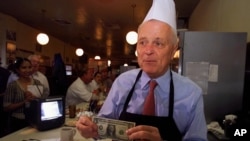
[75,48,84,56]
[37,9,49,45]
[94,55,101,60]
[37,33,49,45]
[126,4,138,45]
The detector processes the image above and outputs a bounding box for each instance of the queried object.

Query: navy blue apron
[119,70,182,141]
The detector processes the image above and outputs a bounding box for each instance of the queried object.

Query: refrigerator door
[179,31,247,122]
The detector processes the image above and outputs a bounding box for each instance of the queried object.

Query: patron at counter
[3,58,46,134]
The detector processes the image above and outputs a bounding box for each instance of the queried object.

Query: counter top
[0,126,112,141]
[0,102,109,141]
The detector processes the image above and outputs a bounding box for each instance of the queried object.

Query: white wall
[189,0,250,41]
[0,13,79,68]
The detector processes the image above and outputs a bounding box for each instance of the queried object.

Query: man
[76,0,207,141]
[100,68,113,93]
[28,55,50,97]
[0,58,10,95]
[89,71,102,92]
[66,68,100,106]
[0,58,11,137]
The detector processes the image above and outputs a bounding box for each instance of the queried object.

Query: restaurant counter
[1,101,234,141]
[0,102,108,141]
[0,127,228,141]
[0,126,84,141]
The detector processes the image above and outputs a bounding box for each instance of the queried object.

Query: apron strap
[169,71,174,118]
[122,70,142,111]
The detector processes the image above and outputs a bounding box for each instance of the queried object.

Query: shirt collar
[141,71,151,89]
[140,69,171,92]
[33,71,38,76]
[157,69,171,93]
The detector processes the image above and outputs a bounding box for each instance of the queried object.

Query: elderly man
[28,55,50,97]
[76,0,207,141]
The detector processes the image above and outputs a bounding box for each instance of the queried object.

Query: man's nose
[144,44,154,54]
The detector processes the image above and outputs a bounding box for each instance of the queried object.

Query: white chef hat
[143,0,177,32]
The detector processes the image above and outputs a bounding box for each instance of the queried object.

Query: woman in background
[3,58,44,133]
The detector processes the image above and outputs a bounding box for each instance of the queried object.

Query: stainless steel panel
[179,31,247,122]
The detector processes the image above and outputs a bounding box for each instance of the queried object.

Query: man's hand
[126,125,162,141]
[75,116,98,138]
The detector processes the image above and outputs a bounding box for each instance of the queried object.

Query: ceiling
[0,0,200,67]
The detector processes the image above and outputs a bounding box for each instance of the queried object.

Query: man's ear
[171,37,179,59]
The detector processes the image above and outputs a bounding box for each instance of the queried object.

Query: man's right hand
[76,116,99,138]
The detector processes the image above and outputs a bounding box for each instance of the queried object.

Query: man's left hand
[126,125,162,141]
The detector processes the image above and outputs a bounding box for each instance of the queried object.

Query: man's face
[30,57,40,72]
[101,69,108,80]
[85,68,94,84]
[136,20,178,78]
[94,73,102,84]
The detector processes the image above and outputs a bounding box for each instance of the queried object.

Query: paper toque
[143,0,177,32]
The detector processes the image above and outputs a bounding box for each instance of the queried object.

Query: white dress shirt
[66,77,93,106]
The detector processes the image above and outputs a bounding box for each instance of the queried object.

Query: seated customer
[89,71,102,91]
[3,58,46,133]
[89,71,106,99]
[100,68,113,94]
[66,67,100,106]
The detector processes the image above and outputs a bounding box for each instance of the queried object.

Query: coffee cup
[68,105,76,118]
[60,127,76,141]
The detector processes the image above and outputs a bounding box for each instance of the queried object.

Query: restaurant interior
[1,0,250,140]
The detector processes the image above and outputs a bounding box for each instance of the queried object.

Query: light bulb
[108,60,111,66]
[75,48,84,56]
[94,56,101,60]
[126,31,138,45]
[37,33,49,45]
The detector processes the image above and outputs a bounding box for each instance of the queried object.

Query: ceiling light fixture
[37,33,49,45]
[37,9,49,45]
[75,48,84,56]
[94,55,101,60]
[108,59,111,67]
[126,4,138,45]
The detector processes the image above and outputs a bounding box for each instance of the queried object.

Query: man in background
[0,57,11,137]
[0,57,10,95]
[66,67,100,106]
[89,71,103,92]
[100,68,113,94]
[28,55,50,97]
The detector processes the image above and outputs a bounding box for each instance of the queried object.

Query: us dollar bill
[92,116,135,141]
